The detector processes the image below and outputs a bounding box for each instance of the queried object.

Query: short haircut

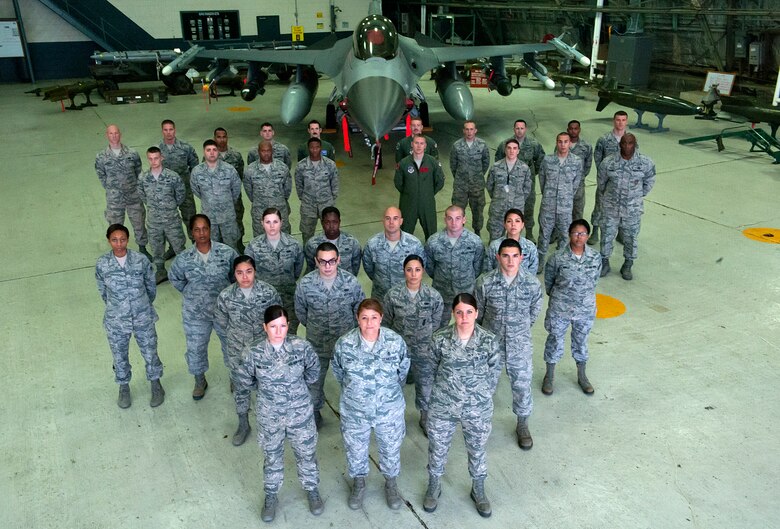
[189,213,211,231]
[498,238,521,253]
[505,138,520,148]
[358,298,384,317]
[514,119,527,127]
[233,255,255,272]
[445,204,465,216]
[264,304,288,324]
[503,208,525,222]
[463,120,476,127]
[106,223,129,239]
[213,127,227,136]
[320,206,341,220]
[308,119,322,128]
[452,292,478,311]
[569,218,591,235]
[567,119,581,127]
[161,119,175,128]
[412,134,427,142]
[307,137,322,147]
[258,140,273,151]
[316,241,339,257]
[260,122,274,129]
[146,146,161,155]
[203,139,217,149]
[262,207,282,221]
[614,110,628,118]
[403,253,424,268]
[556,132,571,141]
[410,116,424,124]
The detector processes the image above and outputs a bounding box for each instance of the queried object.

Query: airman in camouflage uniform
[566,120,593,221]
[588,110,629,244]
[303,207,362,276]
[169,215,238,398]
[494,120,546,242]
[213,127,247,251]
[96,224,164,408]
[247,122,293,169]
[395,116,438,162]
[95,125,148,255]
[598,133,655,280]
[450,121,491,236]
[536,133,584,271]
[483,237,538,276]
[244,141,293,236]
[485,140,533,240]
[294,243,365,425]
[296,120,336,162]
[233,305,323,521]
[332,302,410,510]
[137,146,187,282]
[362,207,426,301]
[159,119,198,229]
[542,219,601,396]
[475,239,543,450]
[295,138,339,243]
[190,140,242,250]
[424,206,484,327]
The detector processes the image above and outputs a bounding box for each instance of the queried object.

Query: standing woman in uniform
[423,293,500,518]
[214,255,282,446]
[245,207,304,333]
[382,254,444,435]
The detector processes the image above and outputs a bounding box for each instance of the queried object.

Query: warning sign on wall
[292,25,304,42]
[470,68,489,88]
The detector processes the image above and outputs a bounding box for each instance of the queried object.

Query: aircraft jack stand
[556,82,585,100]
[678,125,780,164]
[631,110,670,133]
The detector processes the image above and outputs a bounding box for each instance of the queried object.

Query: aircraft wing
[431,43,556,63]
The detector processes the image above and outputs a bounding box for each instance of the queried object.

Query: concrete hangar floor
[1,73,778,529]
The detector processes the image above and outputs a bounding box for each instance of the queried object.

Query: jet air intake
[280,66,319,125]
[435,62,474,121]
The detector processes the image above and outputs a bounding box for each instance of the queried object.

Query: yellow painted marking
[742,227,780,244]
[335,160,347,168]
[596,293,626,319]
[228,106,253,112]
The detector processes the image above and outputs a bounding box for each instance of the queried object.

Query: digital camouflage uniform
[297,139,336,162]
[450,137,491,234]
[537,153,583,266]
[294,269,365,412]
[362,231,425,301]
[244,233,304,333]
[383,284,444,411]
[233,336,321,494]
[294,157,339,243]
[332,327,410,479]
[304,231,362,276]
[215,147,246,245]
[95,249,162,384]
[590,131,630,228]
[395,134,438,162]
[482,236,538,276]
[137,168,187,271]
[243,158,293,236]
[427,324,500,480]
[247,141,292,169]
[475,268,543,418]
[190,160,242,249]
[543,245,601,363]
[159,139,198,228]
[485,159,532,240]
[394,155,445,240]
[169,242,238,376]
[569,139,593,221]
[424,229,484,327]
[597,152,656,261]
[495,137,545,237]
[95,144,147,246]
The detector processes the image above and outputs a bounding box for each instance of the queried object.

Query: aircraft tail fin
[596,96,611,112]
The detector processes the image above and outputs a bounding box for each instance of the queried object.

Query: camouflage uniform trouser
[601,214,641,260]
[572,180,586,221]
[427,400,493,479]
[409,345,436,411]
[106,323,162,384]
[210,220,240,251]
[341,406,405,478]
[524,175,537,237]
[250,203,292,238]
[300,202,331,244]
[452,176,486,234]
[105,201,148,246]
[501,338,533,417]
[589,187,603,228]
[439,294,454,329]
[278,288,299,335]
[537,210,570,266]
[149,219,186,271]
[486,202,510,241]
[544,313,594,364]
[310,356,330,412]
[180,179,196,234]
[235,195,245,242]
[183,317,228,376]
[259,409,319,493]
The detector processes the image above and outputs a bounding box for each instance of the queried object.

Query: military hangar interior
[1,0,778,527]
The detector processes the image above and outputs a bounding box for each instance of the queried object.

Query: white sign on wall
[0,20,24,58]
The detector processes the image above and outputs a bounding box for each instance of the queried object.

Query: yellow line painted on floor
[227,106,253,112]
[742,227,780,244]
[596,293,626,319]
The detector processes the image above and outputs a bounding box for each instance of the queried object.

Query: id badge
[503,184,510,193]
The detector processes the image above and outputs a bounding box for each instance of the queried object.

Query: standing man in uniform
[303,207,362,276]
[536,132,583,272]
[495,119,545,243]
[475,239,543,450]
[95,125,150,260]
[588,110,629,244]
[190,140,242,250]
[394,135,445,240]
[158,119,198,233]
[244,141,293,236]
[297,120,336,162]
[485,140,532,240]
[567,120,593,221]
[598,133,655,280]
[213,127,247,252]
[295,138,339,244]
[248,122,292,168]
[395,116,438,162]
[450,120,491,237]
[424,205,484,328]
[294,242,365,428]
[362,206,426,301]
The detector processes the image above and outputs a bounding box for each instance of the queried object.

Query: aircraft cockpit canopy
[353,15,398,60]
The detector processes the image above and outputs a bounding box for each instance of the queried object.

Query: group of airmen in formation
[94,110,655,522]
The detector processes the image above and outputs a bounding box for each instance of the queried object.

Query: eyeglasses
[317,258,338,267]
[571,232,589,237]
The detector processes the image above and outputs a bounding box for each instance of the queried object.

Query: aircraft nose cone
[346,77,406,140]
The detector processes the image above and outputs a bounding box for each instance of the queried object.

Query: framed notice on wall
[0,20,24,58]
[181,11,240,41]
[703,71,736,96]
